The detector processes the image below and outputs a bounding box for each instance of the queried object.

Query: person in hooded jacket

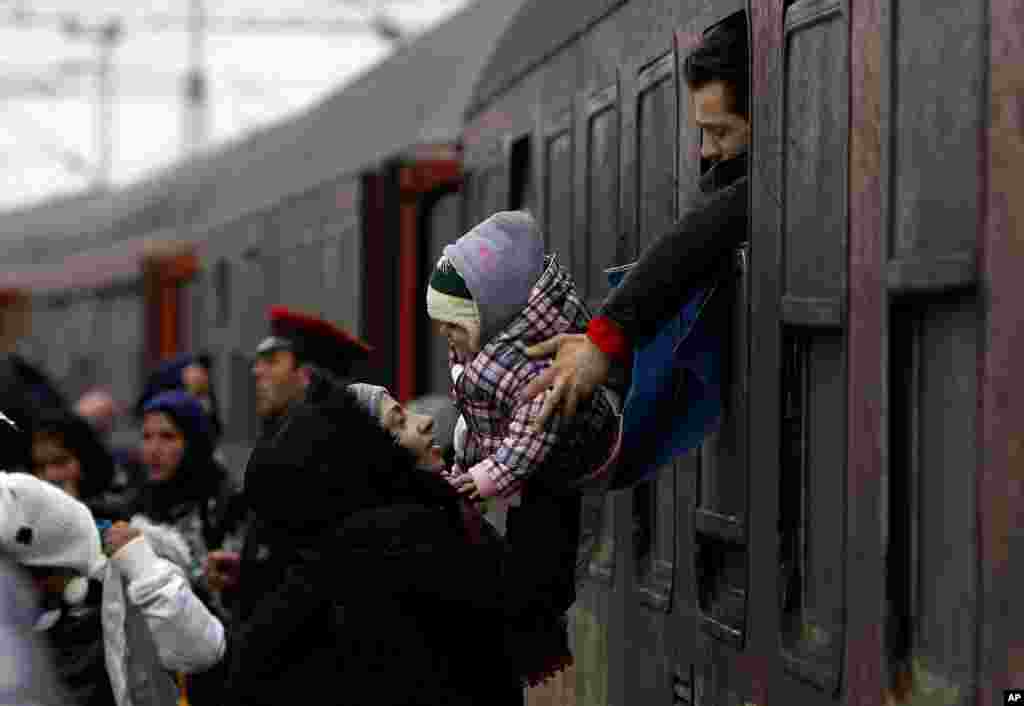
[135,391,244,601]
[135,354,223,448]
[425,210,622,688]
[224,307,516,706]
[29,407,138,521]
[0,472,225,706]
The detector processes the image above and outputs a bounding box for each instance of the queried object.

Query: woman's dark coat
[224,372,512,706]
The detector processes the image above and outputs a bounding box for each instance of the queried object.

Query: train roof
[467,0,625,117]
[0,0,527,266]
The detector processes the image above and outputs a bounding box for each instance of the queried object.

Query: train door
[571,70,623,706]
[615,38,684,706]
[747,0,851,703]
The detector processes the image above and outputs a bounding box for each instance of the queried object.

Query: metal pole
[95,19,121,191]
[184,0,207,156]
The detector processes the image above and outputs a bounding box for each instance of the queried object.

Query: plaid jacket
[450,255,619,498]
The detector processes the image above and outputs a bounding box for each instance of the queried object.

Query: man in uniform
[222,305,372,706]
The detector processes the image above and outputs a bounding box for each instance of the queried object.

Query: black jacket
[224,372,515,706]
[600,153,749,345]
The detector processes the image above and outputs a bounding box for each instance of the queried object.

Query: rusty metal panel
[980,0,1024,700]
[844,0,886,699]
[890,1,985,260]
[781,0,847,321]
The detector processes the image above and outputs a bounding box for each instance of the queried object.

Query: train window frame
[505,130,535,214]
[542,108,574,268]
[685,8,753,649]
[584,79,622,308]
[629,46,680,614]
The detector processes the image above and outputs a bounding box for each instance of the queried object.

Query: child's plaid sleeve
[465,362,569,499]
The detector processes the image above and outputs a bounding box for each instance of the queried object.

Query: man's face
[379,393,442,469]
[692,79,751,164]
[182,364,210,398]
[252,349,306,419]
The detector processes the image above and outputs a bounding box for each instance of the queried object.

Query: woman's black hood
[29,408,115,501]
[138,390,223,521]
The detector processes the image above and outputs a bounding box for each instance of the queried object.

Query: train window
[886,295,978,705]
[213,258,231,328]
[635,51,677,254]
[777,330,845,687]
[507,133,534,214]
[544,112,573,274]
[632,464,675,611]
[585,82,621,302]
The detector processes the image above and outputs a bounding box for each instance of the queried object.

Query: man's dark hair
[682,14,750,119]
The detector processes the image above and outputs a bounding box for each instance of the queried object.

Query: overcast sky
[0,0,469,211]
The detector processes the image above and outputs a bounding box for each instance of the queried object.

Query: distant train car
[463,0,1021,704]
[0,0,526,472]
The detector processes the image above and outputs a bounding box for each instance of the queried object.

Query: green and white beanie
[426,254,482,340]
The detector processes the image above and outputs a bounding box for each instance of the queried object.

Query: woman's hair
[682,14,750,119]
[30,408,115,500]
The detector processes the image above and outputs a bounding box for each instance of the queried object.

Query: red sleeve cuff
[586,316,631,362]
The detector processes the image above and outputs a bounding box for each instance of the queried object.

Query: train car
[0,0,526,469]
[461,0,1021,704]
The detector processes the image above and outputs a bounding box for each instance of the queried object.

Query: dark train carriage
[0,0,527,470]
[463,0,1022,705]
[0,236,197,447]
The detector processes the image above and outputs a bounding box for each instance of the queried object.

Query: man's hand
[104,521,141,556]
[522,333,612,429]
[206,550,242,593]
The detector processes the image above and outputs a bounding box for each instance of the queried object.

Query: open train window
[687,11,750,177]
[687,8,751,648]
[506,133,534,214]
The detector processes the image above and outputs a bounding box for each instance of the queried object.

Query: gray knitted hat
[348,383,389,421]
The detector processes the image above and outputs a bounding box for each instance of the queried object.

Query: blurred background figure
[0,354,67,468]
[75,388,120,439]
[28,407,127,518]
[135,353,223,447]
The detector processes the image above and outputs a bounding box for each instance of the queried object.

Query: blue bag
[604,261,726,489]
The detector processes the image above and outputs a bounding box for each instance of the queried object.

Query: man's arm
[592,177,748,349]
[523,178,747,425]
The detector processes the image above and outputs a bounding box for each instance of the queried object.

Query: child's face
[434,320,478,359]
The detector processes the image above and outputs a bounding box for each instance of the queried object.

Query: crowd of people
[0,16,754,706]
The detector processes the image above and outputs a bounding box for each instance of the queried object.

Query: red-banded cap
[256,306,372,377]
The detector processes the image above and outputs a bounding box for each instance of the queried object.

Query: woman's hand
[450,473,483,502]
[205,550,242,593]
[104,521,141,556]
